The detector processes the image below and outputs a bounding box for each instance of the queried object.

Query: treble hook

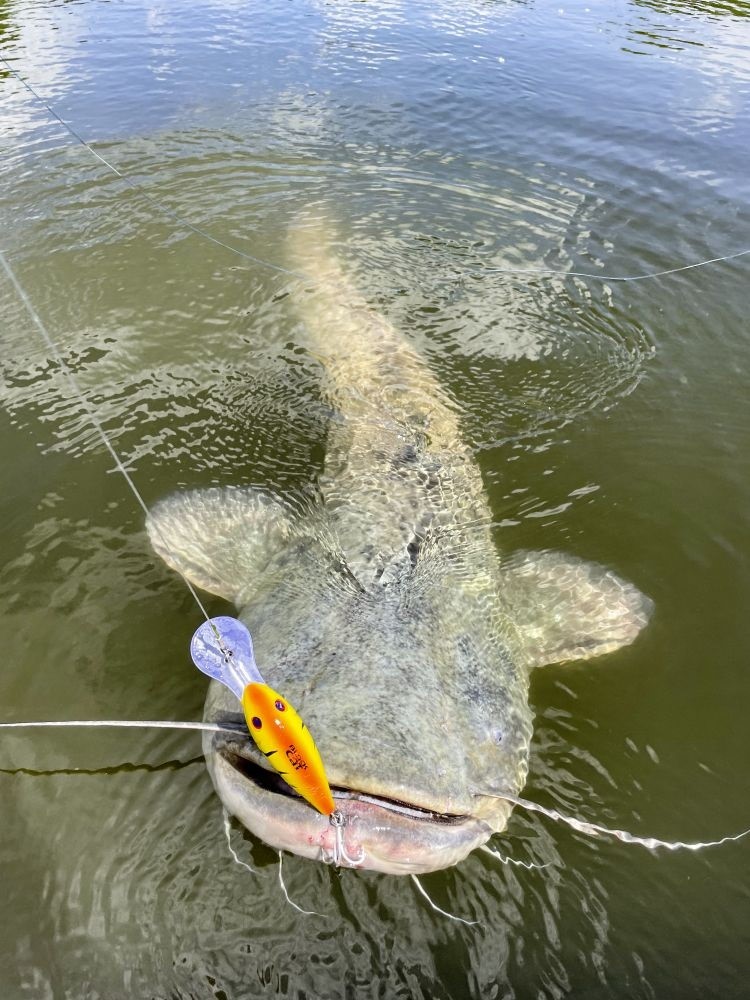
[328,809,366,867]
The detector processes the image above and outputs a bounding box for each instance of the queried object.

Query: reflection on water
[634,0,750,18]
[1,0,750,998]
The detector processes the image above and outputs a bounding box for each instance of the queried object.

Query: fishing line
[0,246,235,659]
[6,714,745,855]
[0,57,304,281]
[0,719,245,734]
[473,249,750,283]
[0,256,337,817]
[2,232,343,820]
[2,56,748,286]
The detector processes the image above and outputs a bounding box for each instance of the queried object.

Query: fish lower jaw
[209,747,496,875]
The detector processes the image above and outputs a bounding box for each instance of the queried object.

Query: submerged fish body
[147,218,652,874]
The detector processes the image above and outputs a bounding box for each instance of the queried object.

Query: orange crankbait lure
[190,616,335,816]
[241,682,334,816]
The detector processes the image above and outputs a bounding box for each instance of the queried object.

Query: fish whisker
[277,851,325,917]
[480,844,553,871]
[480,790,750,852]
[222,808,258,876]
[410,874,480,927]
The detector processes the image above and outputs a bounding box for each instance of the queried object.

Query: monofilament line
[0,719,245,734]
[2,55,748,286]
[474,248,750,283]
[0,58,305,281]
[0,247,229,654]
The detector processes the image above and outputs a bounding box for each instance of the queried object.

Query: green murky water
[1,1,749,997]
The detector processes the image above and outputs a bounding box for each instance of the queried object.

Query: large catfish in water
[147,217,651,875]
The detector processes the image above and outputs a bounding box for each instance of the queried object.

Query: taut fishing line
[0,247,233,665]
[1,56,748,286]
[0,58,304,280]
[0,719,244,735]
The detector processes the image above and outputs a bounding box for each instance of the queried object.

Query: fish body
[147,217,651,874]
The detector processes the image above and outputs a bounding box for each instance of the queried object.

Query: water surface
[1,1,749,997]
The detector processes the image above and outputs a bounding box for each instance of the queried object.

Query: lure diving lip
[189,615,263,697]
[190,617,335,816]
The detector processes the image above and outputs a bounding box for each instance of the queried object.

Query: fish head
[202,585,530,875]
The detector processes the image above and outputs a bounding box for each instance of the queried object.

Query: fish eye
[251,717,262,729]
[275,700,285,712]
[492,729,503,744]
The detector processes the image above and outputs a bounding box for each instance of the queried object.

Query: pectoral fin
[503,550,653,669]
[146,487,302,602]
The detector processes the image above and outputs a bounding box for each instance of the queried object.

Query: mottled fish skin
[147,215,652,874]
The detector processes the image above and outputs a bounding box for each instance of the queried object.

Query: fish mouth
[224,748,467,822]
[208,737,499,875]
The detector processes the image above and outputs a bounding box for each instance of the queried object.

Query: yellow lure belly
[241,681,335,816]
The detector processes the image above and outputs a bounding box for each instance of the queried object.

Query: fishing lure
[190,616,335,816]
